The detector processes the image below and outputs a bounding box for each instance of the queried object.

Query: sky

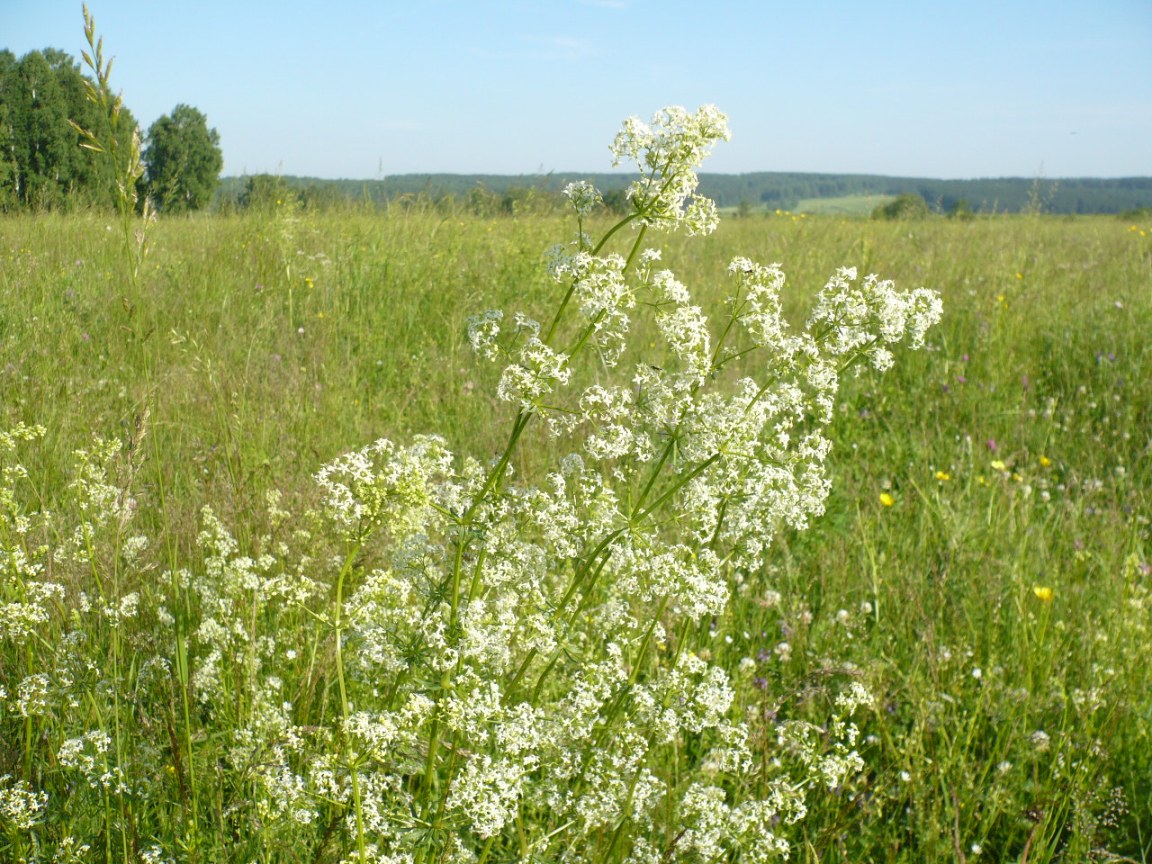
[2,1,1150,180]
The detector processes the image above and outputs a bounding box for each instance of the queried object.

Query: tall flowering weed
[301,106,942,863]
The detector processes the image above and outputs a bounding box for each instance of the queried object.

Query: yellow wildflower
[1039,455,1051,467]
[879,492,895,507]
[1032,586,1054,602]
[935,470,950,481]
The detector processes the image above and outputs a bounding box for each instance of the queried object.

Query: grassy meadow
[1,204,1150,862]
[793,196,892,216]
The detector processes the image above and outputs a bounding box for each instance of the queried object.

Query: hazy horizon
[216,168,1151,182]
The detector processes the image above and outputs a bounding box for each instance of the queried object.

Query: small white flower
[0,775,47,830]
[562,180,602,215]
[609,105,730,234]
[466,309,503,360]
[496,338,570,410]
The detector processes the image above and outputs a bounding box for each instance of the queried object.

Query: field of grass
[719,195,893,217]
[1,204,1150,863]
[794,195,894,216]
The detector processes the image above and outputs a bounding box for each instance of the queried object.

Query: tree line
[217,171,1151,217]
[0,47,222,213]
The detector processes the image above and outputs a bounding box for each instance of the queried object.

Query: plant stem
[332,544,367,864]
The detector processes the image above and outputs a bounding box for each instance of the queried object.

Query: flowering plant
[301,105,942,864]
[0,105,941,864]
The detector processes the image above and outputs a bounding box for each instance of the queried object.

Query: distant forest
[217,172,1152,216]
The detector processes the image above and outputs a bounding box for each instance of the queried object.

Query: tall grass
[1,202,1150,861]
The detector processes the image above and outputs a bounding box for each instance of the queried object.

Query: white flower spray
[303,105,942,864]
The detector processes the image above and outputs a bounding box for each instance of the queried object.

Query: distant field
[794,193,894,215]
[1,209,1150,863]
[719,194,896,217]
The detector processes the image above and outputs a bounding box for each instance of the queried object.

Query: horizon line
[218,170,1152,183]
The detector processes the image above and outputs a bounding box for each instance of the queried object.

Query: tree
[142,104,222,212]
[47,47,138,209]
[0,47,135,211]
[946,197,975,220]
[872,192,930,220]
[237,173,295,211]
[0,50,17,209]
[11,50,73,208]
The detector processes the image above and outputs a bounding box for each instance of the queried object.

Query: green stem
[475,836,497,864]
[333,544,367,864]
[631,452,722,525]
[555,528,627,616]
[590,213,640,257]
[631,437,675,520]
[545,278,582,347]
[462,410,531,525]
[619,223,649,271]
[546,217,648,349]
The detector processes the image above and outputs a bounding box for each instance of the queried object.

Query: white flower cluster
[14,672,51,717]
[284,104,942,862]
[808,266,944,373]
[465,309,503,360]
[0,580,63,644]
[777,681,871,794]
[672,782,798,863]
[63,437,140,559]
[0,423,67,647]
[139,845,176,864]
[548,249,635,367]
[57,730,126,793]
[562,180,602,216]
[610,105,731,235]
[0,774,47,830]
[496,331,571,410]
[315,435,455,541]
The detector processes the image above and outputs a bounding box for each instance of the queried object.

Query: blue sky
[3,1,1150,179]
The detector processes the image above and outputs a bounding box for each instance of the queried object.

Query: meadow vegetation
[0,106,1151,864]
